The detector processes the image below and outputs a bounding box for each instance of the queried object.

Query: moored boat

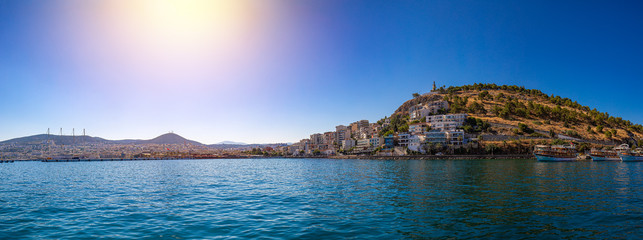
[534,144,578,162]
[590,148,621,161]
[617,144,643,162]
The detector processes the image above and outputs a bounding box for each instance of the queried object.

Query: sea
[0,158,641,239]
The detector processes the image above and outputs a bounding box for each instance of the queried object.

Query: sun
[119,0,256,49]
[84,0,269,83]
[56,0,281,87]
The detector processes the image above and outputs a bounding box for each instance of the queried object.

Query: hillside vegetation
[392,83,643,147]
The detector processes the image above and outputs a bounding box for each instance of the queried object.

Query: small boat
[590,148,621,161]
[534,144,578,162]
[617,144,643,162]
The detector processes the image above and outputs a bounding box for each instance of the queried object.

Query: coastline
[286,154,535,160]
[7,154,535,162]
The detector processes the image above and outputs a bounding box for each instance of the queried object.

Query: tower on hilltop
[432,81,437,92]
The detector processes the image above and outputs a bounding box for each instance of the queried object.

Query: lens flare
[55,0,282,89]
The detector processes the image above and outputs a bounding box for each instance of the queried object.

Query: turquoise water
[0,159,642,239]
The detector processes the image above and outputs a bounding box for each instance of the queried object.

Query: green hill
[389,83,643,148]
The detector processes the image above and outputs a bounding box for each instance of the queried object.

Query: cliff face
[393,85,643,144]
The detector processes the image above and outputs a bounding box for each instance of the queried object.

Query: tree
[499,108,511,119]
[552,139,566,145]
[485,144,499,155]
[495,92,505,101]
[462,117,490,133]
[491,106,502,116]
[596,125,603,133]
[381,129,394,137]
[549,128,556,138]
[577,143,591,152]
[468,101,487,114]
[604,131,612,139]
[518,123,534,134]
[564,130,581,138]
[412,93,420,98]
[478,90,490,101]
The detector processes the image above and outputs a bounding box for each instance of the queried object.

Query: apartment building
[426,114,468,132]
[335,125,349,142]
[409,122,430,134]
[409,101,449,120]
[425,130,466,145]
[397,133,411,147]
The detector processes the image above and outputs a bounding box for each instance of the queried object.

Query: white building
[410,101,449,120]
[356,139,370,148]
[397,133,411,147]
[341,139,356,151]
[369,137,382,147]
[310,133,324,145]
[383,117,391,127]
[323,149,335,155]
[335,125,349,142]
[409,122,430,134]
[426,114,468,132]
[408,135,426,153]
[425,130,466,145]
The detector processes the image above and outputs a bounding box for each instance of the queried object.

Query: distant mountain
[145,133,202,145]
[215,141,248,145]
[1,133,202,146]
[113,133,203,145]
[0,134,109,145]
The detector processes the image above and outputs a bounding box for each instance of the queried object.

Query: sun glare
[65,0,276,86]
[121,0,257,50]
[142,0,249,39]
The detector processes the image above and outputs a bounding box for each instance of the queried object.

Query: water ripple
[0,159,642,239]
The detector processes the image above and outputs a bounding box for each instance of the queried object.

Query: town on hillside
[266,82,643,158]
[272,82,474,157]
[3,83,643,161]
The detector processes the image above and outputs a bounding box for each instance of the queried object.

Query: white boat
[617,144,643,162]
[589,148,621,161]
[534,145,578,162]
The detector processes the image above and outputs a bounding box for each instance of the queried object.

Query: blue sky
[1,0,642,144]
